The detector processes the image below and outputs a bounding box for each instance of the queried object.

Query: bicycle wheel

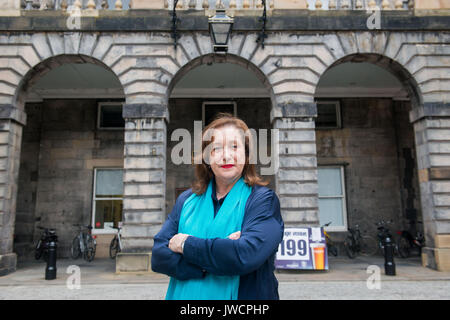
[109,236,119,259]
[35,240,43,260]
[397,236,411,258]
[344,236,357,259]
[360,235,378,257]
[328,243,338,256]
[84,237,96,262]
[71,236,81,259]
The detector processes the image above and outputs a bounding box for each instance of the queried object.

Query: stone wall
[316,98,420,243]
[15,99,124,260]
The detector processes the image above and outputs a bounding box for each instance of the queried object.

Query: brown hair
[191,112,268,195]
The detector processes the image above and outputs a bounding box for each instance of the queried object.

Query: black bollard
[384,236,396,276]
[45,239,57,280]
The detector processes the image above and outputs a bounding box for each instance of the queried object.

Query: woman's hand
[169,233,190,254]
[228,231,241,240]
[169,231,240,254]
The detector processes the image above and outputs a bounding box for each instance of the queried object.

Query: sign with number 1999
[275,227,328,270]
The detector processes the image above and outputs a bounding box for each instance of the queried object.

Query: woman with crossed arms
[151,113,284,300]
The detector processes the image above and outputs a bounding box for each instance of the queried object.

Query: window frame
[316,100,342,129]
[91,167,124,235]
[202,101,237,128]
[318,165,348,232]
[97,101,125,130]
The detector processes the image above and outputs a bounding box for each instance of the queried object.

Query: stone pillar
[410,102,450,271]
[0,105,26,276]
[272,102,319,228]
[0,0,20,10]
[116,103,168,273]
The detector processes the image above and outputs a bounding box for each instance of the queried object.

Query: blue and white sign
[275,227,328,270]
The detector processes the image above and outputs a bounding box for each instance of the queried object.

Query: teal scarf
[165,176,252,300]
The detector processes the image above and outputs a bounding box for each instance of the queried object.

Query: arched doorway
[14,54,125,260]
[165,54,275,211]
[314,53,423,255]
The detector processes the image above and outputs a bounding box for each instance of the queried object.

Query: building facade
[0,0,450,275]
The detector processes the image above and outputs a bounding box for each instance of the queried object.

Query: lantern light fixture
[208,1,234,53]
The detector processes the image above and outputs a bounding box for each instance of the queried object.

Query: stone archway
[313,50,450,270]
[0,52,125,271]
[313,52,423,248]
[164,53,275,211]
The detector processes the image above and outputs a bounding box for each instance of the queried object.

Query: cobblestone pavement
[1,256,449,300]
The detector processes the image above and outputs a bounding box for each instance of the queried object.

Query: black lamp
[209,1,234,53]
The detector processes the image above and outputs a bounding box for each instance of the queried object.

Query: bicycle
[35,227,58,262]
[322,222,338,256]
[344,224,378,259]
[396,221,425,258]
[109,226,122,259]
[71,225,97,262]
[375,219,397,256]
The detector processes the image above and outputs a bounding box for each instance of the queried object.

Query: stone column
[0,0,20,10]
[116,103,168,273]
[272,102,319,228]
[410,102,450,271]
[0,105,26,276]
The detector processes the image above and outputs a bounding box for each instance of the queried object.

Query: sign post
[275,227,329,270]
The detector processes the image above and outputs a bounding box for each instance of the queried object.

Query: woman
[151,113,284,300]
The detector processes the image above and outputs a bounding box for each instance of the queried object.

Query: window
[202,101,237,127]
[92,168,123,233]
[316,101,341,129]
[98,102,125,129]
[318,166,348,232]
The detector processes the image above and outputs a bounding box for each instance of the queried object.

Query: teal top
[165,177,252,300]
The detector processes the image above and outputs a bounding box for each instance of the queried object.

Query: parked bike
[376,219,397,256]
[396,221,425,258]
[71,225,97,262]
[344,224,378,259]
[35,227,58,261]
[322,222,338,256]
[109,226,122,259]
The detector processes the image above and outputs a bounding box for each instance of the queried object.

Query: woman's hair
[191,112,268,195]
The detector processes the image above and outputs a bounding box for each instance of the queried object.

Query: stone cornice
[0,10,449,32]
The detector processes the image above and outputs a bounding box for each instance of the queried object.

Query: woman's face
[207,125,246,184]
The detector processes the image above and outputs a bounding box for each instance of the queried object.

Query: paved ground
[1,255,449,300]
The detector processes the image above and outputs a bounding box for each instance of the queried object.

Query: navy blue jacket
[151,182,284,300]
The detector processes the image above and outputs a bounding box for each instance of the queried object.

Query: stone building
[0,0,449,275]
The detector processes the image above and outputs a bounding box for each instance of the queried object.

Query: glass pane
[95,169,123,197]
[316,103,338,128]
[95,200,123,230]
[212,24,231,45]
[318,198,344,227]
[100,104,125,128]
[318,168,342,196]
